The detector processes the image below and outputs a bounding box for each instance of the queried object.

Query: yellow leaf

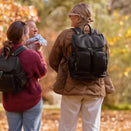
[119,21,124,26]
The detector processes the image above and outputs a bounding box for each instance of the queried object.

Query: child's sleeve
[37,34,47,46]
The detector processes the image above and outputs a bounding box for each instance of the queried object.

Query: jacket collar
[74,20,90,31]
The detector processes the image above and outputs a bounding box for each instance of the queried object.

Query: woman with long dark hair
[0,21,47,131]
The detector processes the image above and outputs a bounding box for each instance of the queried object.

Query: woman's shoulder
[91,27,105,36]
[62,28,74,33]
[58,28,75,39]
[22,49,41,60]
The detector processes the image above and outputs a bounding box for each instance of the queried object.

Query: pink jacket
[1,43,47,112]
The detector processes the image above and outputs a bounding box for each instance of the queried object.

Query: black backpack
[0,45,28,92]
[68,24,108,80]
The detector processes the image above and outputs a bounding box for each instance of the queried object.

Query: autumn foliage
[0,0,39,48]
[0,109,131,131]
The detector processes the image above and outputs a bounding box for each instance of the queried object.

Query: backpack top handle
[84,24,93,35]
[72,24,93,35]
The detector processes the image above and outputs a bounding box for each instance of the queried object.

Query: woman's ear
[76,15,81,20]
[76,15,82,23]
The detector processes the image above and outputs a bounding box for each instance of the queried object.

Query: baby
[25,20,47,51]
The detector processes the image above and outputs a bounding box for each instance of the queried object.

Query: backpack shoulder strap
[12,45,27,56]
[71,28,83,35]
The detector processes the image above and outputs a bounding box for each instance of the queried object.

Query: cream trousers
[58,95,104,131]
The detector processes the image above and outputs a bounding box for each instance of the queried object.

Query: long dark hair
[3,21,28,57]
[7,21,28,44]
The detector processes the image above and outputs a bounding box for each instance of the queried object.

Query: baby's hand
[34,41,41,51]
[26,40,32,45]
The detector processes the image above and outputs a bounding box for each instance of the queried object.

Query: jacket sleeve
[104,72,115,94]
[33,51,47,79]
[49,32,64,72]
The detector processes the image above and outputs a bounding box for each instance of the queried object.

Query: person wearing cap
[49,3,115,131]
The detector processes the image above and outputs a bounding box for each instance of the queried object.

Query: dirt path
[0,109,131,131]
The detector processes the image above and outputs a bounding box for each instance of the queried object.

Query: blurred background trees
[0,0,131,108]
[0,0,39,48]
